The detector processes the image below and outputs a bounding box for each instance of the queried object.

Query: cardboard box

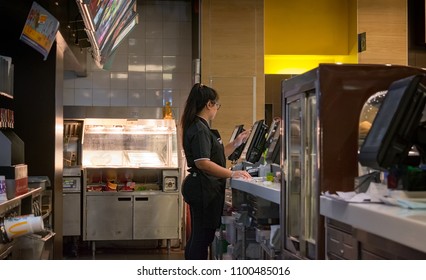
[0,164,28,199]
[0,164,27,179]
[6,177,28,199]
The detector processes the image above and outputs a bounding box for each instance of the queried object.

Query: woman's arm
[195,159,252,179]
[224,130,251,157]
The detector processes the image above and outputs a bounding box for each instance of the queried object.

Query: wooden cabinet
[324,217,426,260]
[325,218,358,260]
[356,228,426,260]
[282,64,426,259]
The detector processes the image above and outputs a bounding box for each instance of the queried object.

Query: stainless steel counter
[320,195,426,253]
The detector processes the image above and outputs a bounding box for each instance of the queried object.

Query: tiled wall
[63,0,192,115]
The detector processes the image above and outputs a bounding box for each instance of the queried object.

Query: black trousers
[185,204,216,260]
[182,173,223,260]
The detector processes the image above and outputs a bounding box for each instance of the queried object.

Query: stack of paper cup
[0,175,7,202]
[3,214,44,240]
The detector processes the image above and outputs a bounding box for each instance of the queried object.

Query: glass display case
[358,91,387,176]
[358,91,387,148]
[80,118,180,253]
[82,118,178,168]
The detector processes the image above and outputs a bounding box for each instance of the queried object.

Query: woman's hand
[231,170,252,180]
[233,129,251,148]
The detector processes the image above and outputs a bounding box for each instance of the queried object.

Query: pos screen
[241,120,268,164]
[359,74,426,171]
[228,125,245,161]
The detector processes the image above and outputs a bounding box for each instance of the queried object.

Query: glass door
[285,96,302,254]
[284,91,318,259]
[302,92,318,259]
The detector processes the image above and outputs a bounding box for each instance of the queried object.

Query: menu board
[95,0,134,50]
[76,0,138,68]
[20,2,60,60]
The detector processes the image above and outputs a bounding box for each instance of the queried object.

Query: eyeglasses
[214,102,221,109]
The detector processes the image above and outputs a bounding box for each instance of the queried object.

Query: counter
[230,178,280,204]
[226,177,281,260]
[320,195,426,253]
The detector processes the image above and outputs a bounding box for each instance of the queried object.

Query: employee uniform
[182,116,226,259]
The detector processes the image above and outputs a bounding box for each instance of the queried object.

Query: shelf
[0,239,16,259]
[1,187,44,259]
[0,187,42,214]
[42,209,51,220]
[0,91,13,99]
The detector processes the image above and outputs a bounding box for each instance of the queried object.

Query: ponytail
[181,83,219,139]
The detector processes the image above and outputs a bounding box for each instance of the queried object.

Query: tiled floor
[71,247,185,260]
[63,240,185,260]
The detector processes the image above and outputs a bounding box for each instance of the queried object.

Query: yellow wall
[265,0,350,55]
[264,0,408,74]
[264,0,358,74]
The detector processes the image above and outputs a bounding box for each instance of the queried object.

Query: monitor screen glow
[228,125,245,161]
[241,120,268,164]
[359,74,426,170]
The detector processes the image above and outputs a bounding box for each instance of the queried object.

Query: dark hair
[181,83,219,138]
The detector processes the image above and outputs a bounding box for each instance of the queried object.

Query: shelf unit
[0,187,43,259]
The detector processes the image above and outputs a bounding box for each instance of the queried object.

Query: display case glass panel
[82,119,178,168]
[304,94,318,246]
[285,92,318,258]
[286,98,302,250]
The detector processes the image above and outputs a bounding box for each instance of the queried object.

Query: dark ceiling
[0,0,85,48]
[0,0,89,74]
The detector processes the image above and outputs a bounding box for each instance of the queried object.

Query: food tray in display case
[82,118,178,168]
[124,151,164,167]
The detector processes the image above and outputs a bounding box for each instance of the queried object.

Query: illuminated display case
[82,118,178,168]
[80,118,180,252]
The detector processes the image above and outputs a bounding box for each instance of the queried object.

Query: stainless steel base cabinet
[63,193,81,236]
[133,193,179,239]
[80,119,182,245]
[84,192,180,241]
[85,195,133,240]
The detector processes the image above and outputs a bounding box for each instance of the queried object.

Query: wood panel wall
[201,0,264,144]
[358,0,408,65]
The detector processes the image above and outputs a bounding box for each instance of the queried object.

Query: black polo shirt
[183,116,226,170]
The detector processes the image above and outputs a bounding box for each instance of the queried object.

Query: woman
[181,83,252,260]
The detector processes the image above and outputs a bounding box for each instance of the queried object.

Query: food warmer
[81,118,181,254]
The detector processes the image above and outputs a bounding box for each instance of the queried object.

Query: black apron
[182,123,227,229]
